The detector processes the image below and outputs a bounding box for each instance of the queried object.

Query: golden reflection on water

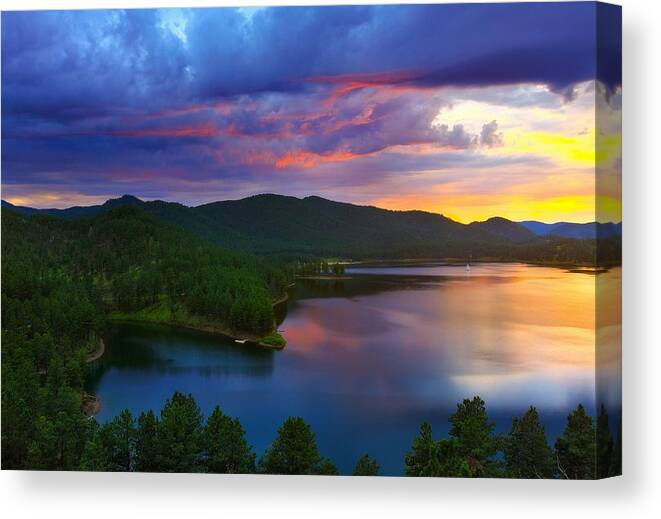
[281,264,620,411]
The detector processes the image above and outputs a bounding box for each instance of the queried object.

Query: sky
[1,3,621,223]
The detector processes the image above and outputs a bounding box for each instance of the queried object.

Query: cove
[86,263,621,476]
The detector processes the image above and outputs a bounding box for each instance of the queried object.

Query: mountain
[2,194,143,219]
[2,194,618,264]
[520,220,622,240]
[468,217,536,243]
[1,194,520,258]
[1,200,42,215]
[192,194,502,256]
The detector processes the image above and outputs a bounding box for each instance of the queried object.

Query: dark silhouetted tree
[353,454,379,476]
[504,406,554,478]
[448,396,502,477]
[135,410,159,472]
[156,392,204,473]
[405,421,472,478]
[80,420,110,472]
[555,404,596,479]
[610,420,622,477]
[259,417,328,475]
[203,406,255,474]
[596,405,614,479]
[405,422,441,476]
[105,409,136,472]
[315,458,339,475]
[505,406,555,479]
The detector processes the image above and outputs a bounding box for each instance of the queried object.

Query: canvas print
[1,2,621,478]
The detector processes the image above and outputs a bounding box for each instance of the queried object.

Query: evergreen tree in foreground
[203,406,255,474]
[353,454,380,476]
[258,417,336,475]
[504,406,554,478]
[26,384,89,471]
[405,422,442,476]
[104,409,136,472]
[316,457,340,475]
[555,404,596,479]
[448,396,502,477]
[610,420,622,477]
[404,422,471,477]
[596,405,614,479]
[135,410,159,472]
[155,392,204,473]
[79,420,111,472]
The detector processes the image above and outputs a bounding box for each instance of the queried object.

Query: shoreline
[82,391,100,417]
[296,275,352,280]
[344,258,619,271]
[106,288,293,351]
[85,338,105,363]
[272,291,290,307]
[84,289,293,418]
[108,316,287,350]
[83,338,105,418]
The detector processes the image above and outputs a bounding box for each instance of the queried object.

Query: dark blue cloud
[2,3,619,121]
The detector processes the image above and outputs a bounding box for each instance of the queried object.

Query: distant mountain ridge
[519,220,622,240]
[469,217,536,243]
[2,195,144,219]
[2,194,620,263]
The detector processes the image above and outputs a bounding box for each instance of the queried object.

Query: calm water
[86,263,621,475]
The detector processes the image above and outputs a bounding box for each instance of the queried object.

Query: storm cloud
[1,3,621,218]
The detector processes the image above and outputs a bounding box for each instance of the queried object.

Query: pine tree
[26,416,58,470]
[596,405,614,479]
[105,409,136,472]
[555,404,596,479]
[504,406,554,478]
[202,406,255,474]
[315,458,339,475]
[135,410,159,472]
[405,422,471,477]
[449,396,502,477]
[405,422,441,476]
[156,392,204,473]
[259,417,325,475]
[80,421,110,472]
[352,454,379,476]
[610,419,622,477]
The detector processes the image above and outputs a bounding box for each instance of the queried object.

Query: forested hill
[1,205,292,337]
[0,205,294,468]
[2,194,620,264]
[194,194,486,257]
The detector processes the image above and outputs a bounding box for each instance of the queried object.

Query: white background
[0,0,658,517]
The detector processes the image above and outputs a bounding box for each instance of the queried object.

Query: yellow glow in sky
[370,193,600,224]
[406,81,622,222]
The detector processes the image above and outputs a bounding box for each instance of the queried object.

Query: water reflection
[88,263,621,475]
[87,323,275,389]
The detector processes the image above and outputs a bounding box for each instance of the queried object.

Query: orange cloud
[242,149,278,166]
[114,123,218,138]
[309,70,422,105]
[275,149,361,169]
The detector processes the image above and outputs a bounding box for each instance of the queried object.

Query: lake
[86,262,621,476]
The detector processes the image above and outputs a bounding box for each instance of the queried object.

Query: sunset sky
[1,3,621,223]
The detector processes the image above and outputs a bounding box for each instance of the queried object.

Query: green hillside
[2,194,620,265]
